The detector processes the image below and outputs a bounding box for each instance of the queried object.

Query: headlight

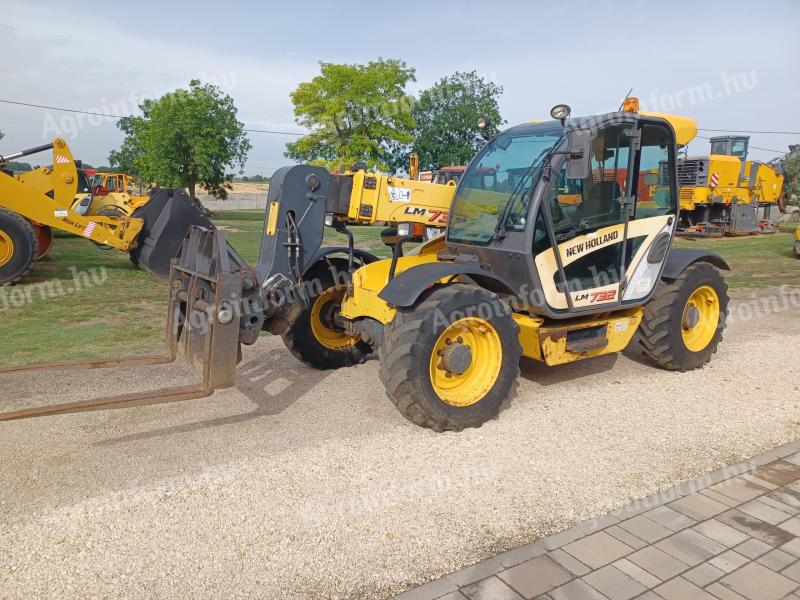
[397,223,411,237]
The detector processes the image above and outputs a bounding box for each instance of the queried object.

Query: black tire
[636,262,729,371]
[281,260,370,369]
[0,208,38,286]
[95,207,126,250]
[378,284,521,432]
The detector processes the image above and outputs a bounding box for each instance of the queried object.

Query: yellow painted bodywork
[639,111,698,146]
[345,170,455,227]
[0,139,143,250]
[794,225,800,257]
[678,155,784,212]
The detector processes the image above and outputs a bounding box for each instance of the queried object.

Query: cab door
[533,121,677,313]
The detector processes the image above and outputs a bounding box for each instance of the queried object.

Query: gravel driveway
[1,288,799,599]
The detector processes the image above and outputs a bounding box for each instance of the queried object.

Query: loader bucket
[130,188,215,282]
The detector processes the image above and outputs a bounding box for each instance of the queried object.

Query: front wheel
[636,262,729,371]
[378,284,521,432]
[0,208,38,285]
[281,261,369,369]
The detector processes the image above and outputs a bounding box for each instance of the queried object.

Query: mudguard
[661,248,730,280]
[378,262,515,307]
[305,247,381,274]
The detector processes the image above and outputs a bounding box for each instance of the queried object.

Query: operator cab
[444,104,682,319]
[709,135,749,161]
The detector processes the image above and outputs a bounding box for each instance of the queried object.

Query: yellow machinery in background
[794,224,800,258]
[90,172,150,216]
[0,139,214,285]
[676,135,784,236]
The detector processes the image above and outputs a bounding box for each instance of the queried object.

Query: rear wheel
[34,225,53,259]
[281,261,369,369]
[378,284,521,431]
[636,262,728,371]
[0,208,38,285]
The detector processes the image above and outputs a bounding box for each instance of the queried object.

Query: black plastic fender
[378,262,515,308]
[661,248,730,281]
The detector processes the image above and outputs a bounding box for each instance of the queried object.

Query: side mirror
[566,129,591,180]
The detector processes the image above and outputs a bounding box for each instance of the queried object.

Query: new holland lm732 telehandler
[0,100,731,431]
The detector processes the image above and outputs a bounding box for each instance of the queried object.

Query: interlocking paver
[700,489,740,508]
[439,593,469,600]
[548,579,607,600]
[562,531,633,569]
[733,537,773,559]
[612,557,661,588]
[548,548,590,576]
[627,545,688,580]
[716,509,795,547]
[767,460,800,480]
[497,555,572,598]
[769,487,800,509]
[605,524,647,550]
[781,559,800,584]
[582,564,647,600]
[494,542,546,568]
[740,472,778,490]
[736,499,793,525]
[447,558,503,587]
[692,519,750,547]
[753,464,798,487]
[617,514,673,543]
[781,538,800,558]
[669,493,728,521]
[719,561,798,600]
[643,505,695,531]
[653,576,717,599]
[683,562,725,587]
[709,478,769,503]
[779,516,800,537]
[705,581,749,600]
[786,452,800,467]
[655,529,726,566]
[461,576,523,600]
[758,493,799,515]
[708,549,749,573]
[756,547,797,571]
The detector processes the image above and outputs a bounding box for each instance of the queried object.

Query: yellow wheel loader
[0,101,731,432]
[0,139,216,285]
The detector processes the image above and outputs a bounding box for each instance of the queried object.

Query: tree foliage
[402,71,503,172]
[110,80,251,198]
[285,59,416,172]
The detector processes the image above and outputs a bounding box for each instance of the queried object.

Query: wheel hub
[682,305,701,329]
[0,229,14,268]
[440,342,472,375]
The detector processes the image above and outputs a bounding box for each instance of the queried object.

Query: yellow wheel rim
[681,285,720,352]
[309,286,360,350]
[0,229,15,268]
[429,317,503,407]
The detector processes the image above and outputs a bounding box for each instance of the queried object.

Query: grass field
[1,212,797,368]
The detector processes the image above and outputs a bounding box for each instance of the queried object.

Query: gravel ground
[1,287,799,599]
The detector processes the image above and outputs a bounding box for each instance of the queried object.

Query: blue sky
[1,0,798,174]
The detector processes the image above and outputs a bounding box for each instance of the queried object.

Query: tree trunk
[189,179,196,199]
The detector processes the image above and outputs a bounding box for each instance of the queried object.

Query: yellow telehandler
[0,100,731,432]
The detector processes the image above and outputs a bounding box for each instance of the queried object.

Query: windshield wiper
[493,146,555,240]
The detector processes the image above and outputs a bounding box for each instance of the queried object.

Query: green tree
[403,71,503,172]
[286,59,416,172]
[110,80,251,199]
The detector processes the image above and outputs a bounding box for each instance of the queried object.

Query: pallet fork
[0,228,251,421]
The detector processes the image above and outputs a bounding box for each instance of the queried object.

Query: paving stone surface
[393,441,800,600]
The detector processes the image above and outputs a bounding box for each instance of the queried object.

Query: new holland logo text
[566,230,619,258]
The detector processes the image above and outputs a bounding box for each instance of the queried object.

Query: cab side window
[636,124,675,217]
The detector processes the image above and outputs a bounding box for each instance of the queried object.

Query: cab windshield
[447,129,563,245]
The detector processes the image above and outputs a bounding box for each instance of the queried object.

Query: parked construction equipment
[0,139,212,284]
[676,136,784,236]
[0,100,731,432]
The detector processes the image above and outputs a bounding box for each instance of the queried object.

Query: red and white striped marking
[710,172,720,187]
[55,155,70,164]
[82,222,96,238]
